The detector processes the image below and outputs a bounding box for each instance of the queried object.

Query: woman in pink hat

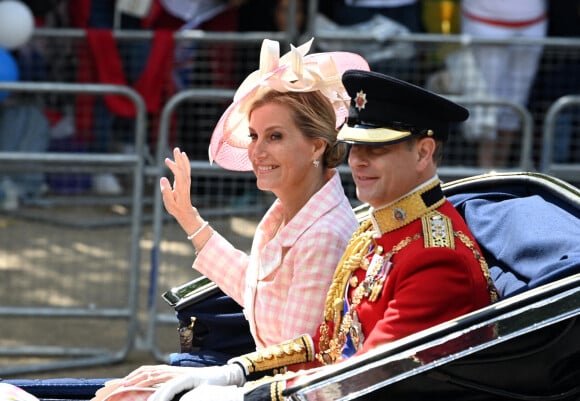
[156,38,369,360]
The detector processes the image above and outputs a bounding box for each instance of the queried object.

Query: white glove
[149,364,245,401]
[180,384,244,401]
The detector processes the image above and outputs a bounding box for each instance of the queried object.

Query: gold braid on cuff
[229,334,314,377]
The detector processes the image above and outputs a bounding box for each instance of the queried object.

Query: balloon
[0,1,34,50]
[0,48,19,100]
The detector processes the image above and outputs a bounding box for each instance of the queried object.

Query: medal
[365,246,384,278]
[362,246,385,298]
[369,276,385,302]
[349,311,365,351]
[368,260,392,302]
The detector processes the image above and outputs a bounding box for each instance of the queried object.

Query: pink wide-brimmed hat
[208,38,370,171]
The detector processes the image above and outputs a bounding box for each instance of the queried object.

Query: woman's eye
[270,132,282,140]
[248,133,257,141]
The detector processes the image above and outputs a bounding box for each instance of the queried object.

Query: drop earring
[313,159,320,168]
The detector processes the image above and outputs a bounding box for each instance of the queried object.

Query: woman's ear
[312,138,327,160]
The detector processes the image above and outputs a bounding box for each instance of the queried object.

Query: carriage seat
[445,172,580,299]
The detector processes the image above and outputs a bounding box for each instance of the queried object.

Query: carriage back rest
[443,172,580,299]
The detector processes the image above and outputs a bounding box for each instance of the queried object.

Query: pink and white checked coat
[193,170,358,349]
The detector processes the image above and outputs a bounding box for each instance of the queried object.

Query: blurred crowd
[0,0,579,206]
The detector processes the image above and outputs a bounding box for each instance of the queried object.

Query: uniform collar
[370,176,445,236]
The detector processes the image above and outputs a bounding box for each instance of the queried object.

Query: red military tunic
[350,199,493,353]
[314,178,497,364]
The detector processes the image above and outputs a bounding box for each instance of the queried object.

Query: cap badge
[354,90,367,111]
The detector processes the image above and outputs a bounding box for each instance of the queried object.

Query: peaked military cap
[337,69,469,145]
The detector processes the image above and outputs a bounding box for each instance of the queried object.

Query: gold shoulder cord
[455,231,499,303]
[316,220,374,364]
[322,220,375,322]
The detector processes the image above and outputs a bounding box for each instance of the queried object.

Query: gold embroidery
[372,179,445,234]
[422,211,455,249]
[270,381,284,401]
[241,370,297,393]
[231,335,313,374]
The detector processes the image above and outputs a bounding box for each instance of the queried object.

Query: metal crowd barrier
[542,95,580,184]
[0,82,146,375]
[0,81,149,227]
[440,97,535,179]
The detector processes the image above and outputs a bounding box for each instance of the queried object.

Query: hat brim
[208,39,370,171]
[337,125,413,145]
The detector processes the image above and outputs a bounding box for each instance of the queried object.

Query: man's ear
[416,137,436,165]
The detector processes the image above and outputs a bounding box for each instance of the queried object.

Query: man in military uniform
[124,70,498,401]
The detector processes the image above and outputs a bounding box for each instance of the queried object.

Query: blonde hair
[249,90,347,168]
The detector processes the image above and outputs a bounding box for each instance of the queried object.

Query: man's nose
[348,145,367,166]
